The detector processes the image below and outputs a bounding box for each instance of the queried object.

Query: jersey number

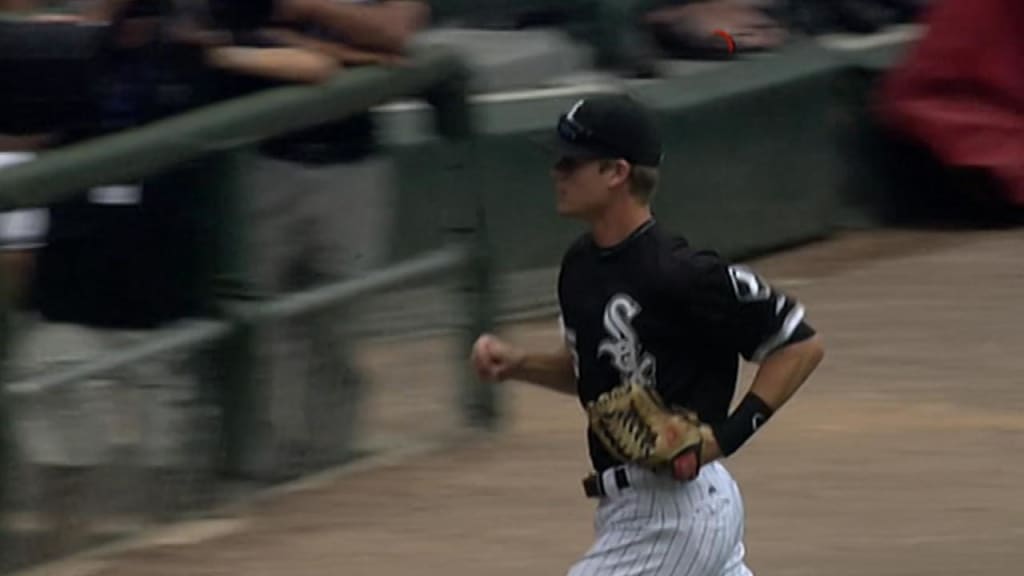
[728,265,771,303]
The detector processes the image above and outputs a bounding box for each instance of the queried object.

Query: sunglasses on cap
[557,113,617,153]
[547,95,663,168]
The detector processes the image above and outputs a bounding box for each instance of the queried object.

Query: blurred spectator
[786,0,929,35]
[0,0,360,552]
[213,0,427,479]
[1,9,210,555]
[0,0,336,141]
[1,0,426,501]
[645,1,788,59]
[0,14,106,137]
[0,0,35,12]
[876,0,1024,218]
[427,0,930,76]
[0,152,48,309]
[165,0,427,71]
[640,0,931,60]
[271,0,429,57]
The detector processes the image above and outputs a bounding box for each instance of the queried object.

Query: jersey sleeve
[668,248,816,362]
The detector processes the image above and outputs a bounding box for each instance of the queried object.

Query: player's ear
[605,159,631,188]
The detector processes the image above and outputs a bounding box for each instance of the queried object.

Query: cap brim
[529,133,606,161]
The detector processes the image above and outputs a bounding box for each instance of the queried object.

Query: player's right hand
[470,334,523,382]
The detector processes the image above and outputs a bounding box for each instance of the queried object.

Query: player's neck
[589,204,653,248]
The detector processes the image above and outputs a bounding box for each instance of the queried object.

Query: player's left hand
[587,380,709,481]
[668,424,722,481]
[698,425,722,466]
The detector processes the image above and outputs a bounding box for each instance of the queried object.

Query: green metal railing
[4,243,470,398]
[0,47,473,210]
[0,46,494,534]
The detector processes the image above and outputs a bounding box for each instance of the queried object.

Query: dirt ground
[21,229,1024,576]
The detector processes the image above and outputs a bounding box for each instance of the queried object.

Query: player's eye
[555,157,586,172]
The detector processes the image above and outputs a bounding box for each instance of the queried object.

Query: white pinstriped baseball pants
[568,462,752,576]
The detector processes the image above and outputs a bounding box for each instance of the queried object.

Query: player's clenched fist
[471,334,524,382]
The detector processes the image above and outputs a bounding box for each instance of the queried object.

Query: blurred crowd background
[0,0,1021,573]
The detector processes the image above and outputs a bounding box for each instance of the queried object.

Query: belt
[582,466,631,498]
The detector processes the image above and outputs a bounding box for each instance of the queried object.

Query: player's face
[551,157,615,218]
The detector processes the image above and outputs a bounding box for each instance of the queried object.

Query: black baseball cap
[542,94,663,168]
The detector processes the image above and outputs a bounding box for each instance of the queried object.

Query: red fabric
[878,0,1024,205]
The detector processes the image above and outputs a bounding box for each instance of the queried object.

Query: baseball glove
[586,379,705,481]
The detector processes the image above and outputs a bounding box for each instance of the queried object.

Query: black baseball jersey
[557,220,815,471]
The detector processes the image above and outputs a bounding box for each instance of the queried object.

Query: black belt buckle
[582,467,630,498]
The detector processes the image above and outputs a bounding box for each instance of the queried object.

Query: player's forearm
[205,46,337,83]
[507,351,578,396]
[277,0,416,53]
[706,335,824,461]
[748,335,825,410]
[261,28,398,66]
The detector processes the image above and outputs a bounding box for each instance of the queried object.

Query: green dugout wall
[377,35,918,283]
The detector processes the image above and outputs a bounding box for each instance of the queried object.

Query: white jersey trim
[751,301,805,362]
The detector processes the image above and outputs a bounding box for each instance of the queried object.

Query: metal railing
[4,244,470,399]
[0,46,473,210]
[0,46,493,570]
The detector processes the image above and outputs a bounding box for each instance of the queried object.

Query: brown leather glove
[586,379,705,481]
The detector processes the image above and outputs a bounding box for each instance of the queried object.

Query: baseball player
[471,94,825,576]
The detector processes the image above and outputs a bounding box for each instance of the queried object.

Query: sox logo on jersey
[597,294,656,387]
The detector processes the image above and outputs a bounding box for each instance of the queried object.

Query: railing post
[427,70,498,429]
[427,62,473,142]
[202,149,263,479]
[216,317,258,478]
[461,224,497,429]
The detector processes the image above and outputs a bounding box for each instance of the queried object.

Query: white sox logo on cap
[566,99,585,121]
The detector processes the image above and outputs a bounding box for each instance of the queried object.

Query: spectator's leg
[7,320,113,556]
[237,154,319,479]
[301,153,397,464]
[110,328,211,522]
[307,154,395,278]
